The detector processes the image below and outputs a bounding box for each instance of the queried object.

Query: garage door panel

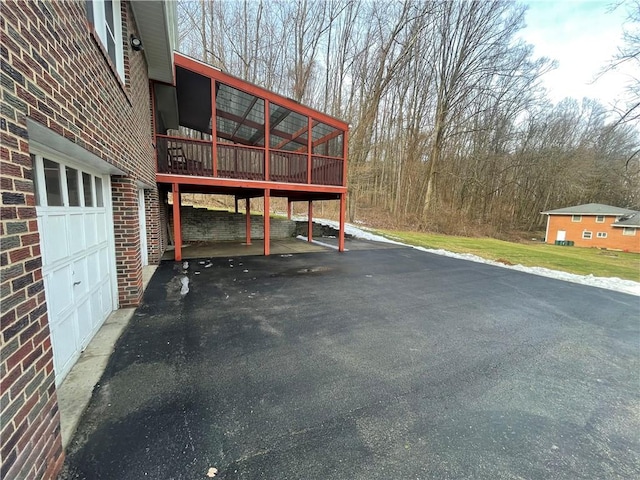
[68,213,86,255]
[72,258,89,297]
[96,212,107,241]
[43,214,69,264]
[87,251,101,287]
[51,311,78,377]
[47,267,73,319]
[85,213,98,247]
[77,298,93,348]
[101,279,113,317]
[91,290,103,330]
[99,248,110,283]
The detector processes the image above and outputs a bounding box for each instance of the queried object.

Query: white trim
[596,232,607,238]
[572,215,582,222]
[595,215,605,223]
[104,175,120,310]
[545,215,550,243]
[622,227,637,236]
[91,0,125,81]
[582,231,592,240]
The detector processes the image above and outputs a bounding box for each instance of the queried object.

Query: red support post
[211,79,218,177]
[287,200,292,220]
[172,183,182,261]
[264,99,270,181]
[264,189,270,255]
[307,116,312,184]
[308,201,313,243]
[342,129,348,187]
[245,198,252,245]
[339,193,346,252]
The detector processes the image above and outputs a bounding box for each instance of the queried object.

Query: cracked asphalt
[60,241,640,479]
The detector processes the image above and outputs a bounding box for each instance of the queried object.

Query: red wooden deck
[152,53,349,260]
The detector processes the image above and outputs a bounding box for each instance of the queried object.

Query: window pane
[83,172,93,207]
[105,0,114,32]
[66,166,80,206]
[43,158,63,206]
[95,177,104,207]
[31,154,40,206]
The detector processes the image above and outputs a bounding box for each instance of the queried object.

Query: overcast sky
[520,0,635,109]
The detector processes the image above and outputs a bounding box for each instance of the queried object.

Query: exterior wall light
[130,35,143,51]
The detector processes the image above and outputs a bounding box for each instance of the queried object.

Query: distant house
[541,203,640,253]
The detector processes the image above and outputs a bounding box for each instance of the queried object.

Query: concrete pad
[162,238,330,260]
[57,265,158,449]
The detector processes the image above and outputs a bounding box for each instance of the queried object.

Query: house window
[572,215,582,222]
[582,231,592,239]
[622,228,637,236]
[595,215,605,223]
[596,232,607,238]
[87,0,125,81]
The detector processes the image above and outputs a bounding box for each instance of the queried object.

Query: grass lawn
[377,230,640,282]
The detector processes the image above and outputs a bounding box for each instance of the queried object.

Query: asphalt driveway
[61,241,640,479]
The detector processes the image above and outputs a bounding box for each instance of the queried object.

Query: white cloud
[520,0,634,107]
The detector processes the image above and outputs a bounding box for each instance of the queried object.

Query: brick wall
[546,215,640,253]
[169,206,297,242]
[111,177,142,307]
[1,1,165,478]
[144,188,165,264]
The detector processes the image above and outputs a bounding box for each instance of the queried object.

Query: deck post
[211,79,218,177]
[264,99,270,181]
[307,116,313,184]
[308,201,313,243]
[245,198,252,245]
[339,193,346,252]
[287,200,292,220]
[172,183,182,261]
[264,189,270,255]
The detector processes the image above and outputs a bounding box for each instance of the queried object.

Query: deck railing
[156,135,344,186]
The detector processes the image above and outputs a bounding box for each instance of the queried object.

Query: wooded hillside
[177,0,640,236]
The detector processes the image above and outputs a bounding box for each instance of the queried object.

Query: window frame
[87,0,125,82]
[595,215,605,223]
[622,228,637,236]
[31,154,105,209]
[596,232,607,239]
[571,215,582,222]
[582,231,592,240]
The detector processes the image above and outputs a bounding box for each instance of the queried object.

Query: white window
[87,0,125,81]
[596,232,607,238]
[582,231,592,239]
[572,215,582,222]
[595,215,605,223]
[622,228,637,236]
[31,155,105,208]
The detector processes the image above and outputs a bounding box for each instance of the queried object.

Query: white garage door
[32,151,117,385]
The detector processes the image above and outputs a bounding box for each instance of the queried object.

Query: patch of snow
[296,235,343,251]
[302,216,640,296]
[180,276,190,295]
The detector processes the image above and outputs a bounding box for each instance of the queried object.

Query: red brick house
[542,203,640,253]
[1,1,176,478]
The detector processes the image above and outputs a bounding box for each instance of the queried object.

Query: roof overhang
[130,0,176,84]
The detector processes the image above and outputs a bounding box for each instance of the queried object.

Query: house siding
[1,1,165,478]
[545,215,640,253]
